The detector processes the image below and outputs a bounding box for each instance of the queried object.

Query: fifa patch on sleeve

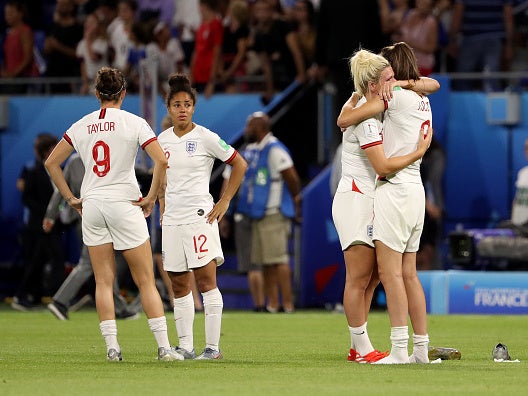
[218,138,230,151]
[361,120,380,140]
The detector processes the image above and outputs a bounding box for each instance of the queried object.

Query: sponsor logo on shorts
[367,225,373,239]
[197,209,204,216]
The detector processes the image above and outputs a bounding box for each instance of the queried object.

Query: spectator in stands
[1,0,39,94]
[190,0,224,98]
[146,20,185,98]
[236,111,302,313]
[448,0,514,91]
[291,0,317,69]
[379,0,410,43]
[217,0,251,93]
[93,0,122,68]
[251,0,306,105]
[43,0,83,93]
[432,0,456,73]
[173,0,201,69]
[76,12,110,94]
[392,0,438,76]
[123,20,147,92]
[11,133,63,311]
[110,0,137,72]
[45,153,139,321]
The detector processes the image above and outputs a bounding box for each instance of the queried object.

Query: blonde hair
[349,49,390,97]
[229,0,250,25]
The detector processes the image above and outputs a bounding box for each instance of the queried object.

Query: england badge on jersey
[186,140,197,154]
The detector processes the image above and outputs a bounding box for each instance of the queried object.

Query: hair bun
[168,73,191,90]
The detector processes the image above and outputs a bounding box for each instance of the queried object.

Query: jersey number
[164,150,170,168]
[193,234,209,254]
[421,120,431,137]
[92,140,110,177]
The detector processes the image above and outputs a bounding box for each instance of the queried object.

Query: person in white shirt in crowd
[76,13,110,94]
[109,0,138,72]
[146,21,186,98]
[173,0,201,68]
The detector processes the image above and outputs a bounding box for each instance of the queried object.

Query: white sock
[374,326,409,364]
[148,316,171,350]
[390,326,409,358]
[411,334,429,363]
[202,288,223,351]
[173,292,195,352]
[349,322,374,356]
[99,320,119,352]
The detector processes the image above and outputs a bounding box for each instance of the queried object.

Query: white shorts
[332,190,374,250]
[162,220,224,273]
[82,198,149,250]
[373,181,425,253]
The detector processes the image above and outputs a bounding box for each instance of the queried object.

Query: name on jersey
[417,100,430,112]
[87,121,116,134]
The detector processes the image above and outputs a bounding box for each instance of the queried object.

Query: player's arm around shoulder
[337,95,384,130]
[386,78,440,99]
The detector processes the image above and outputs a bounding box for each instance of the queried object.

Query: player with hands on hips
[157,73,247,360]
[45,66,182,362]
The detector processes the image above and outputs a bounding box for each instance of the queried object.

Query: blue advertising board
[447,270,528,314]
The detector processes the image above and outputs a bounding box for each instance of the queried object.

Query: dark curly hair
[95,67,127,102]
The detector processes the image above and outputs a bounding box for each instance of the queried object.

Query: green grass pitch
[1,305,527,395]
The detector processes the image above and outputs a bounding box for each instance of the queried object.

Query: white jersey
[382,88,432,184]
[63,108,157,201]
[158,124,237,225]
[511,165,528,225]
[336,97,383,198]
